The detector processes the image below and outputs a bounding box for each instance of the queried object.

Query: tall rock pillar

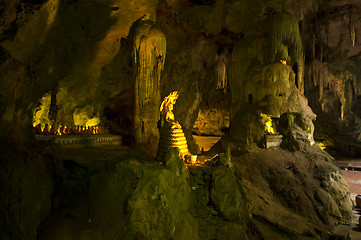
[130,15,166,156]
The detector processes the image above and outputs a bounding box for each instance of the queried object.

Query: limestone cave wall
[303,1,361,149]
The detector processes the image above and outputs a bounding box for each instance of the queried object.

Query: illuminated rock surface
[1,0,361,239]
[238,146,352,239]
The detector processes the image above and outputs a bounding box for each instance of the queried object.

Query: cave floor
[337,155,361,204]
[337,156,361,239]
[38,140,361,240]
[38,198,101,240]
[38,144,130,240]
[53,144,130,163]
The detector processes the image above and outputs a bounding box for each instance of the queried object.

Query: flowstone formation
[228,12,314,149]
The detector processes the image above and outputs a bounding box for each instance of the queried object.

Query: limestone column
[130,15,166,156]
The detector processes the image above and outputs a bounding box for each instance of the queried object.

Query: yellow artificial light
[261,113,276,134]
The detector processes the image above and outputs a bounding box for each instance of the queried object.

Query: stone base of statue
[156,121,189,162]
[265,134,283,148]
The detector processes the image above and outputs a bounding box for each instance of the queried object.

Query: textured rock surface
[0,145,53,240]
[90,151,197,239]
[89,148,251,240]
[131,16,166,156]
[210,166,249,223]
[193,107,230,136]
[236,146,353,239]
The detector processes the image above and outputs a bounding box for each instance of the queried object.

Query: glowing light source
[33,92,52,127]
[280,60,287,65]
[191,155,197,165]
[316,142,326,150]
[260,113,276,134]
[73,108,100,127]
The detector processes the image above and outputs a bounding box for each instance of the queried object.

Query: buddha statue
[156,91,189,162]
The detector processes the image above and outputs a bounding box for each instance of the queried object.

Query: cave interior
[2,0,361,239]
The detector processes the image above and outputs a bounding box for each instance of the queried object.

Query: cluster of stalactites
[259,13,303,65]
[306,60,357,120]
[228,13,304,111]
[33,124,109,135]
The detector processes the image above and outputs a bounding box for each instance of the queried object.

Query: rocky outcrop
[89,149,197,239]
[89,148,251,239]
[193,107,230,136]
[236,146,352,239]
[0,146,53,240]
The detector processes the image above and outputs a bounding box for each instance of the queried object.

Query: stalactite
[325,11,329,46]
[338,71,356,118]
[216,53,227,93]
[260,13,303,66]
[48,83,59,124]
[349,6,355,47]
[314,15,323,62]
[228,38,253,117]
[306,57,357,120]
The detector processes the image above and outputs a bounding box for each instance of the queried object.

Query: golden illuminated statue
[157,91,189,162]
[260,113,276,134]
[159,91,182,128]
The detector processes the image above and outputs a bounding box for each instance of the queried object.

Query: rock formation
[130,15,166,157]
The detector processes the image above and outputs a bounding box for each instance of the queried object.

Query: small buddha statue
[62,125,68,135]
[74,125,80,135]
[57,125,63,135]
[43,123,50,135]
[156,91,189,162]
[49,125,55,135]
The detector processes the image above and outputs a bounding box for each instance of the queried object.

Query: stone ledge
[35,135,122,145]
[266,134,283,148]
